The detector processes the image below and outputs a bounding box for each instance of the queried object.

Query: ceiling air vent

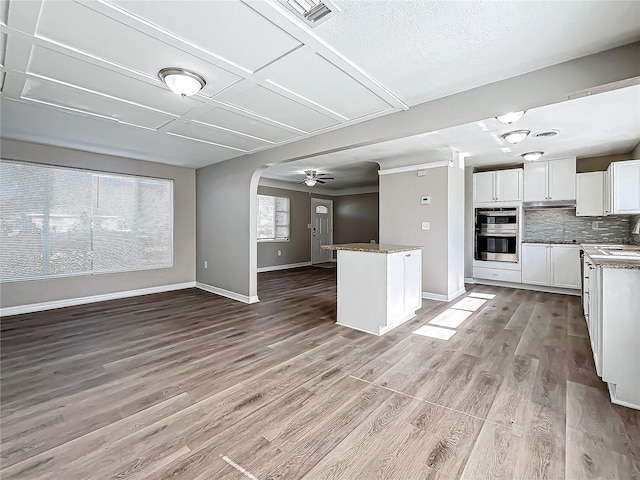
[282,0,339,27]
[533,129,560,138]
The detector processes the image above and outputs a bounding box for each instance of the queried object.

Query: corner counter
[322,244,423,335]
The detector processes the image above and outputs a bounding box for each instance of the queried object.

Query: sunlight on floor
[412,291,495,340]
[427,308,472,329]
[412,324,457,340]
[468,292,496,300]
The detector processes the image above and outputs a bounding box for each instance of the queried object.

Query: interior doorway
[311,198,333,264]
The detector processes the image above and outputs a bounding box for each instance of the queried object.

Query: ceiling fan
[299,170,334,186]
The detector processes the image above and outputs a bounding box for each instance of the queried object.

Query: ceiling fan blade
[318,176,334,180]
[316,180,327,184]
[298,180,307,184]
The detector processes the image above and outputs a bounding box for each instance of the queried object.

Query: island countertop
[322,243,423,254]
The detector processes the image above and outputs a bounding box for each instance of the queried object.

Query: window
[0,160,173,281]
[257,194,289,242]
[315,205,328,214]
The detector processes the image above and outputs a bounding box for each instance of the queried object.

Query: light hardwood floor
[1,267,639,479]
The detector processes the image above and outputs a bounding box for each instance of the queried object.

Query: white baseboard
[0,282,196,317]
[422,287,466,303]
[469,278,581,296]
[196,282,259,304]
[257,262,311,273]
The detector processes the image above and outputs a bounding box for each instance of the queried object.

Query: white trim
[469,278,581,296]
[422,287,466,302]
[196,282,259,304]
[257,262,311,273]
[0,282,196,317]
[378,161,450,176]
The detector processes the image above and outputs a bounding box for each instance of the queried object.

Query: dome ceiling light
[495,111,526,124]
[501,130,530,144]
[158,68,206,97]
[521,151,545,161]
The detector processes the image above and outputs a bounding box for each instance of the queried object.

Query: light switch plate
[421,221,430,231]
[421,195,431,205]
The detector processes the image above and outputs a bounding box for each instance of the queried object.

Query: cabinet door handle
[405,254,411,257]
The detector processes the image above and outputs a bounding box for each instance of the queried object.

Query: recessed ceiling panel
[35,0,240,97]
[21,78,173,129]
[260,47,391,119]
[217,83,339,132]
[193,107,299,143]
[106,0,301,72]
[169,122,271,152]
[26,45,200,116]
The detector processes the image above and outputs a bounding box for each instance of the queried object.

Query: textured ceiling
[262,84,640,186]
[315,1,640,106]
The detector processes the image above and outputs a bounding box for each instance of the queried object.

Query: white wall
[1,140,196,309]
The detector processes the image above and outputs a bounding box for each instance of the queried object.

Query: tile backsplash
[631,215,640,245]
[523,209,636,244]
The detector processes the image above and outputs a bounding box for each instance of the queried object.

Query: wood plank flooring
[1,267,639,479]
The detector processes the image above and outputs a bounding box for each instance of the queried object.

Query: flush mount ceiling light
[158,68,206,97]
[495,111,526,124]
[501,130,530,144]
[521,151,545,161]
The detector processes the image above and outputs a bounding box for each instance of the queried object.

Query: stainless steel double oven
[474,207,519,263]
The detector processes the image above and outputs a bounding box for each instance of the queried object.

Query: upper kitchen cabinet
[473,168,522,203]
[576,171,605,216]
[524,157,576,203]
[605,160,640,215]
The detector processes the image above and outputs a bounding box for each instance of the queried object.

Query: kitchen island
[322,243,422,335]
[582,244,640,410]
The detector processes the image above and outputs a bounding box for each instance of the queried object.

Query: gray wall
[256,187,379,268]
[333,193,379,245]
[1,140,196,308]
[196,44,640,300]
[379,164,464,297]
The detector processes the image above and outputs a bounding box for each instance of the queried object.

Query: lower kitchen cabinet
[584,254,640,409]
[522,243,581,289]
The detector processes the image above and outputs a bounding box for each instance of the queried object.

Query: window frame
[256,194,290,243]
[0,159,175,283]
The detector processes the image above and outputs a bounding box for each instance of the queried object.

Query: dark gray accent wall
[523,209,632,244]
[333,193,379,245]
[256,187,379,268]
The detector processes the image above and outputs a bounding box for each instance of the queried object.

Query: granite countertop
[522,240,581,245]
[322,243,423,254]
[581,244,640,270]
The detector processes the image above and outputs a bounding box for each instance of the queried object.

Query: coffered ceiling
[0,0,404,167]
[0,0,639,169]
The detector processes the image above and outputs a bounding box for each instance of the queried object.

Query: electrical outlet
[417,170,426,177]
[203,260,208,269]
[277,250,282,256]
[592,221,600,231]
[421,221,430,231]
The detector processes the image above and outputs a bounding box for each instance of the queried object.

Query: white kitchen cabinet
[584,251,640,409]
[605,160,640,215]
[550,245,582,288]
[521,244,550,285]
[576,172,604,216]
[524,158,576,202]
[330,246,422,336]
[473,169,522,203]
[521,243,580,289]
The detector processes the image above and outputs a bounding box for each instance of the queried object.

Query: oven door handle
[476,232,517,237]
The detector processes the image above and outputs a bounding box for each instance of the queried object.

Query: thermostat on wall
[420,195,431,205]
